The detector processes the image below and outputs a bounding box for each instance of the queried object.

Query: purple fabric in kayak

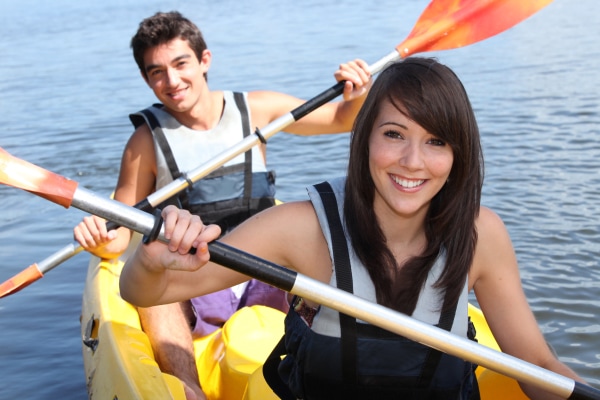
[190,279,289,337]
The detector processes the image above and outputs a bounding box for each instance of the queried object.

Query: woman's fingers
[161,205,221,255]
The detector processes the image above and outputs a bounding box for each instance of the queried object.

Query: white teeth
[392,176,424,188]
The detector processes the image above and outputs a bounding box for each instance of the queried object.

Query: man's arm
[247,59,371,135]
[73,125,157,258]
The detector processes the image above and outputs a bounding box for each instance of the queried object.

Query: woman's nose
[399,142,424,170]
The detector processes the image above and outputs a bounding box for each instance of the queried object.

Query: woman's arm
[471,207,583,399]
[119,206,223,307]
[120,200,330,306]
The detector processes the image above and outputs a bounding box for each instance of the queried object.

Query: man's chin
[163,103,189,114]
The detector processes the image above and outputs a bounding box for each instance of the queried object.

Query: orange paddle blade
[0,264,43,298]
[397,0,554,57]
[0,147,78,208]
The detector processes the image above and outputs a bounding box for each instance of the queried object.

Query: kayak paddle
[1,148,598,400]
[0,0,554,297]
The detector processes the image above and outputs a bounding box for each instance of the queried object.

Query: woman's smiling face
[368,99,454,220]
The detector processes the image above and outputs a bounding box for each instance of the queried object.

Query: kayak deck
[81,235,527,399]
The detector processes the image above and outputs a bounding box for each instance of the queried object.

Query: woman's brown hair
[344,57,483,314]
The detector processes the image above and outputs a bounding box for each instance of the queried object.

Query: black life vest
[263,181,480,400]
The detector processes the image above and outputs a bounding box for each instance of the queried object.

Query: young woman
[120,57,583,399]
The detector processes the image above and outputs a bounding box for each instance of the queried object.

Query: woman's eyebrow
[377,121,409,130]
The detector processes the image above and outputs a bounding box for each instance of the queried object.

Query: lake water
[1,0,599,398]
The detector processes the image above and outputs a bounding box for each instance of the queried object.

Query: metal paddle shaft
[66,184,600,400]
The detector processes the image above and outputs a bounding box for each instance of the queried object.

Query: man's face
[142,38,210,114]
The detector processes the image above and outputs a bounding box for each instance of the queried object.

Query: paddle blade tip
[0,264,43,298]
[395,0,555,58]
[0,146,77,208]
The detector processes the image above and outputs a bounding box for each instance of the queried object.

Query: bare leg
[138,302,206,400]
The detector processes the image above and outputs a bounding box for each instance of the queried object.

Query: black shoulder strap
[138,106,182,181]
[232,92,253,206]
[417,288,458,387]
[313,181,358,394]
[263,181,358,398]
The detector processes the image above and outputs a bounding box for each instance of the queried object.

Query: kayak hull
[81,233,186,399]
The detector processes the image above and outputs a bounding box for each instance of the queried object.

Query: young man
[74,11,371,400]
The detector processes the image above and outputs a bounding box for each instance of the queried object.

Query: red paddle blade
[397,0,554,57]
[0,264,44,298]
[0,147,78,208]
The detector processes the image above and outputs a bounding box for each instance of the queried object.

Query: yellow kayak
[80,234,526,399]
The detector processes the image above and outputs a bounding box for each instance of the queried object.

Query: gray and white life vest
[129,91,275,232]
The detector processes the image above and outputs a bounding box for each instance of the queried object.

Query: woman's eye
[384,130,402,139]
[428,138,446,146]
